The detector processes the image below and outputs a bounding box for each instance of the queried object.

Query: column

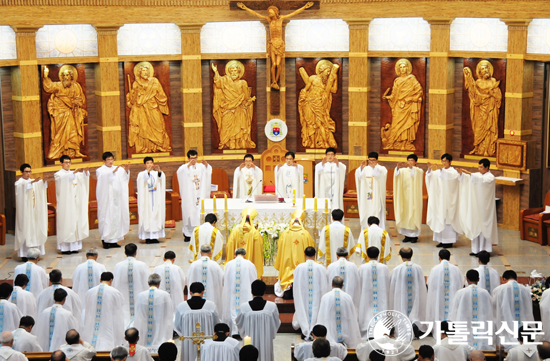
[346,19,371,170]
[11,26,43,168]
[425,18,455,160]
[94,25,122,158]
[179,24,204,156]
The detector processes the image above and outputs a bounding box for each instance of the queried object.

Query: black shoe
[469,252,478,257]
[184,236,191,242]
[110,243,121,248]
[436,243,444,248]
[62,251,71,255]
[410,238,418,244]
[102,240,110,249]
[145,239,152,244]
[150,239,159,244]
[232,334,242,341]
[301,333,306,340]
[412,324,422,339]
[402,237,411,243]
[442,243,453,248]
[71,251,78,254]
[173,330,179,338]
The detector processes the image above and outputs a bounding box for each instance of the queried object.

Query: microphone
[245,179,263,203]
[270,180,286,203]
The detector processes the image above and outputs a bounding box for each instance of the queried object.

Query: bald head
[469,350,485,361]
[0,331,13,346]
[50,351,67,361]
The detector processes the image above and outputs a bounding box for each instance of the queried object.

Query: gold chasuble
[274,210,315,291]
[226,207,264,277]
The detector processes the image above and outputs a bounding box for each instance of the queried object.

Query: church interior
[2,1,550,361]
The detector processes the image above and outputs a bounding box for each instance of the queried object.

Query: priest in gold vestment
[274,210,315,298]
[226,207,264,277]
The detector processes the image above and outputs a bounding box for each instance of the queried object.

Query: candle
[201,198,205,214]
[325,199,329,212]
[244,336,252,345]
[213,195,217,213]
[302,194,306,210]
[293,188,296,207]
[224,194,228,212]
[314,197,317,212]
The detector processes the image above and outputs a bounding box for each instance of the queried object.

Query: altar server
[294,325,348,361]
[13,249,48,298]
[458,158,498,256]
[0,284,22,333]
[122,329,153,361]
[493,270,534,349]
[357,247,390,338]
[9,275,37,318]
[136,157,165,244]
[134,274,173,353]
[59,330,96,361]
[434,321,473,361]
[450,270,494,350]
[326,248,360,308]
[96,152,130,249]
[426,153,462,248]
[177,149,212,242]
[35,289,78,352]
[226,207,264,277]
[82,272,125,351]
[394,154,423,243]
[504,327,541,361]
[190,214,224,263]
[222,248,257,336]
[152,251,186,315]
[275,151,304,198]
[236,280,281,361]
[201,323,241,361]
[318,209,356,266]
[233,153,263,200]
[36,270,82,328]
[476,251,500,295]
[317,276,361,348]
[175,283,219,361]
[12,316,42,352]
[389,247,427,335]
[188,245,224,314]
[113,244,151,327]
[315,148,346,210]
[54,155,90,254]
[358,216,391,264]
[14,163,47,258]
[292,248,328,340]
[0,331,27,361]
[355,152,388,230]
[72,248,107,303]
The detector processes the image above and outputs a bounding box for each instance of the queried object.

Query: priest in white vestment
[222,248,257,336]
[318,209,356,265]
[457,159,498,256]
[476,251,501,295]
[389,247,427,334]
[294,325,348,361]
[358,216,392,264]
[96,152,130,249]
[188,245,224,313]
[327,248,360,309]
[357,247,390,339]
[175,283,219,361]
[450,270,494,351]
[190,214,224,263]
[236,280,281,361]
[9,275,36,318]
[134,274,173,353]
[122,329,154,361]
[542,287,550,342]
[136,157,166,244]
[59,330,96,361]
[315,148,346,210]
[426,250,465,331]
[275,151,304,198]
[317,276,361,348]
[504,327,541,361]
[12,316,42,352]
[426,153,463,248]
[293,248,328,340]
[14,163,47,258]
[201,323,241,361]
[394,154,423,243]
[434,321,473,361]
[177,149,212,241]
[35,289,78,352]
[113,244,151,327]
[356,327,416,361]
[13,249,48,298]
[493,270,534,350]
[152,251,186,315]
[54,155,90,254]
[72,248,107,303]
[36,270,82,328]
[82,272,125,351]
[0,332,27,361]
[355,152,388,230]
[233,154,263,201]
[0,284,22,333]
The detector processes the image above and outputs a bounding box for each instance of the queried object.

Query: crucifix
[179,322,213,361]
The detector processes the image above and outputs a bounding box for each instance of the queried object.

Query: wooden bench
[0,213,5,245]
[24,352,160,361]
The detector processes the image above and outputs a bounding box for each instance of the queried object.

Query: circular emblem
[265,118,288,142]
[367,310,413,357]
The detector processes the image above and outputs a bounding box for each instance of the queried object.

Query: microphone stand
[270,180,286,203]
[245,176,263,203]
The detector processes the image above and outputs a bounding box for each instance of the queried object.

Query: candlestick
[244,336,252,345]
[224,194,228,212]
[325,198,329,213]
[213,195,217,213]
[302,194,306,210]
[314,197,318,212]
[201,198,205,214]
[293,188,296,207]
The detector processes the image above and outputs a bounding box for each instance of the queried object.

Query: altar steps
[263,276,301,334]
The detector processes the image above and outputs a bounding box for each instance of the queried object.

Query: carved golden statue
[43,65,87,159]
[381,59,423,151]
[463,60,502,157]
[298,59,339,149]
[237,1,314,89]
[212,60,257,150]
[126,61,172,154]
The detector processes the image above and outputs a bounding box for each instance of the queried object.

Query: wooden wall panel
[256,59,267,154]
[169,61,183,157]
[201,60,212,156]
[452,58,464,159]
[284,58,297,153]
[368,58,381,153]
[341,57,349,155]
[85,64,98,162]
[118,64,128,160]
[1,68,15,171]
